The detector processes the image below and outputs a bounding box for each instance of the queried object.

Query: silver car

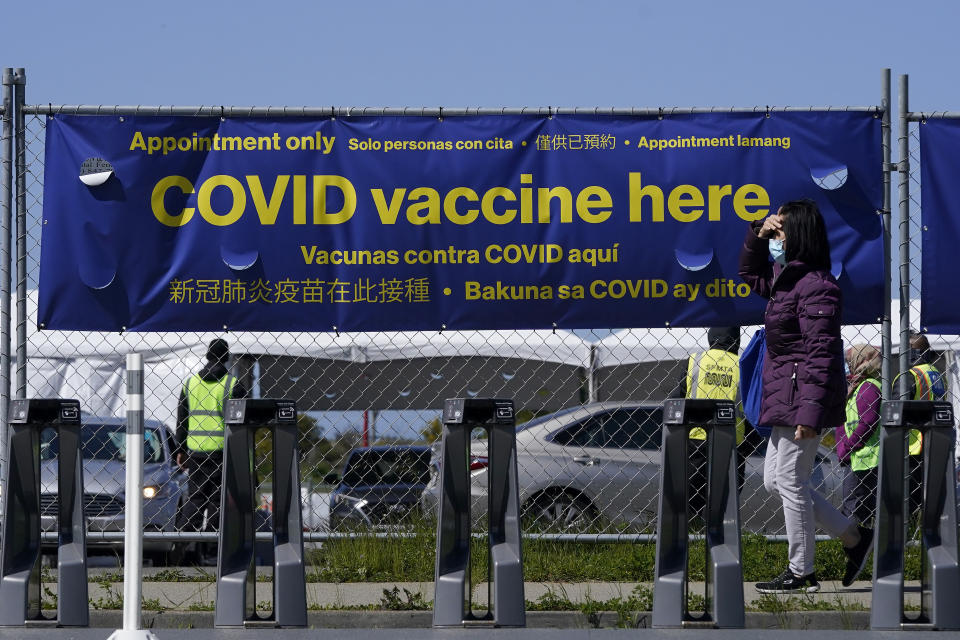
[39,417,189,563]
[421,402,842,533]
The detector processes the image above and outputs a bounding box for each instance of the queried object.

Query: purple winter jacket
[738,224,846,432]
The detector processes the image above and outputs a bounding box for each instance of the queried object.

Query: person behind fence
[834,344,882,526]
[176,338,248,560]
[739,199,873,594]
[893,331,947,516]
[668,326,747,521]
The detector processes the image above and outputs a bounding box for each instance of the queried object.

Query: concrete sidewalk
[51,571,914,611]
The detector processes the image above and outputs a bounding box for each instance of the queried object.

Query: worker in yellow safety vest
[893,332,947,516]
[835,344,882,526]
[669,326,748,520]
[175,339,247,562]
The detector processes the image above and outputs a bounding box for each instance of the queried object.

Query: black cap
[707,326,740,354]
[207,338,229,363]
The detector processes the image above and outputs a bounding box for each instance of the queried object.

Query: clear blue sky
[3,0,958,111]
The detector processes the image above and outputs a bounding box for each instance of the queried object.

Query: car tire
[523,490,595,533]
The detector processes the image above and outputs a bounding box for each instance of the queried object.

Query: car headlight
[142,485,159,499]
[331,494,367,510]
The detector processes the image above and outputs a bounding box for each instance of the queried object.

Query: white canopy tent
[18,289,960,424]
[20,291,592,422]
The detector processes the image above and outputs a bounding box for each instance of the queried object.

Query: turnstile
[0,398,88,627]
[872,400,960,630]
[214,398,306,628]
[652,398,744,629]
[433,398,524,628]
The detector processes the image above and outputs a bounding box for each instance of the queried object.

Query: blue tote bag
[739,328,771,437]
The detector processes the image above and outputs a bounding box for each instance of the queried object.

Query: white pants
[764,426,854,576]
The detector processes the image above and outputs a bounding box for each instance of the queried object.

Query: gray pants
[764,426,855,576]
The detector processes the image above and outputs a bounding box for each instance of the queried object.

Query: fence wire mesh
[11,101,950,569]
[902,114,960,527]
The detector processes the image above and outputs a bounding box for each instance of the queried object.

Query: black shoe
[842,525,874,587]
[755,568,820,594]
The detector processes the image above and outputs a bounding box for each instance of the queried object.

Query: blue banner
[39,112,883,331]
[920,120,960,333]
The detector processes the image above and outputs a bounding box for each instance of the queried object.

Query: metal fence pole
[124,354,144,630]
[107,353,159,640]
[0,70,14,493]
[12,69,24,400]
[897,74,911,398]
[881,68,893,400]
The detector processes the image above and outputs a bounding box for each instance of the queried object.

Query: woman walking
[739,199,873,594]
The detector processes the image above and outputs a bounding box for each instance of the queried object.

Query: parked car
[420,402,842,533]
[39,416,189,563]
[329,445,431,529]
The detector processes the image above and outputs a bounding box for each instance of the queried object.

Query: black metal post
[0,398,87,627]
[653,398,743,629]
[215,399,305,628]
[872,400,960,630]
[433,398,524,628]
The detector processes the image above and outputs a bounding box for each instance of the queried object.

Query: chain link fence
[5,83,955,568]
[901,102,960,528]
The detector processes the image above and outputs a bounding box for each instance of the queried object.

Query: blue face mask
[769,238,786,266]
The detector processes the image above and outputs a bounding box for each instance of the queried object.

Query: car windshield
[342,448,430,487]
[39,424,165,463]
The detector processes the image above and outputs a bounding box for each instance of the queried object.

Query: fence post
[12,68,23,401]
[897,73,912,398]
[880,67,893,400]
[0,69,13,499]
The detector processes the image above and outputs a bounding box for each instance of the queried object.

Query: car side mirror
[323,472,340,485]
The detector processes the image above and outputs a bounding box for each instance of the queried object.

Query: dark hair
[909,331,932,365]
[206,338,229,363]
[909,331,930,352]
[707,326,740,354]
[779,198,831,270]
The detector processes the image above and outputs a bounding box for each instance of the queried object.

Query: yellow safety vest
[844,379,882,472]
[685,349,745,443]
[185,373,236,452]
[895,364,947,456]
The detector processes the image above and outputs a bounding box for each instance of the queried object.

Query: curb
[79,610,873,630]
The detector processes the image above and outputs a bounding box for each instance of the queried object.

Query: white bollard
[107,353,159,640]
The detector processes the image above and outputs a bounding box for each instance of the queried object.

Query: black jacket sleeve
[231,379,248,400]
[175,387,189,457]
[668,376,687,399]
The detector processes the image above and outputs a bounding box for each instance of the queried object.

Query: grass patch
[306,528,920,583]
[144,568,192,582]
[379,586,432,610]
[751,593,868,613]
